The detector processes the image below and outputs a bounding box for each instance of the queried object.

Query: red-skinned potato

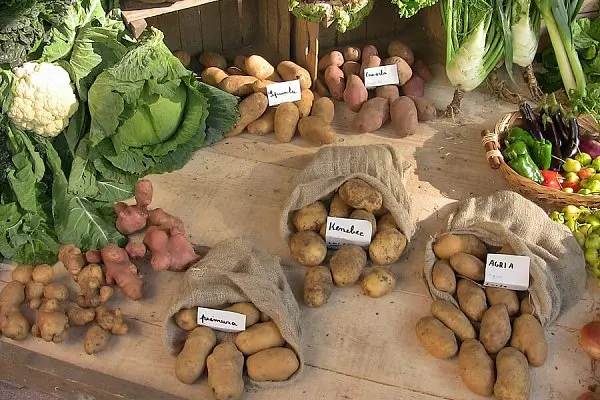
[387,40,414,65]
[353,97,389,133]
[360,56,381,80]
[343,75,368,112]
[412,60,433,82]
[390,96,418,137]
[343,46,361,62]
[342,61,361,78]
[376,86,400,105]
[577,393,600,400]
[402,75,425,97]
[318,51,344,71]
[384,56,412,85]
[324,65,345,101]
[362,45,379,62]
[407,96,436,122]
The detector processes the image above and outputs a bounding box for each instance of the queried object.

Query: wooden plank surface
[1,66,600,400]
[200,2,223,52]
[122,0,220,22]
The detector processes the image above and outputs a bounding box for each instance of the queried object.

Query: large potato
[201,67,228,86]
[361,267,396,298]
[369,229,407,265]
[199,52,227,70]
[218,75,258,96]
[295,89,315,118]
[377,213,398,232]
[329,193,352,218]
[384,57,412,85]
[298,116,337,145]
[292,201,328,232]
[234,321,285,355]
[457,279,487,322]
[289,231,327,266]
[342,61,361,77]
[175,326,216,384]
[376,85,400,105]
[353,97,390,133]
[388,41,414,65]
[431,299,475,341]
[415,316,458,359]
[343,46,361,62]
[432,260,456,294]
[390,96,418,137]
[318,50,345,71]
[247,107,276,135]
[245,55,275,80]
[349,209,376,237]
[485,287,519,316]
[207,342,244,400]
[274,102,300,143]
[479,304,512,354]
[277,61,312,90]
[360,55,382,80]
[494,347,531,400]
[407,95,436,122]
[225,92,268,136]
[459,339,495,397]
[311,97,335,123]
[324,65,345,101]
[343,75,368,112]
[361,45,379,62]
[338,179,382,212]
[224,303,260,328]
[304,266,333,308]
[246,347,300,381]
[511,314,548,367]
[433,234,488,260]
[174,308,199,331]
[330,245,367,287]
[449,253,485,281]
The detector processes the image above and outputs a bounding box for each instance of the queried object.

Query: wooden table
[1,67,599,400]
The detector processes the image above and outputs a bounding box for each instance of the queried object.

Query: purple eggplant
[580,136,600,159]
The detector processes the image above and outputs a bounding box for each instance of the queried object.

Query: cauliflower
[7,62,79,138]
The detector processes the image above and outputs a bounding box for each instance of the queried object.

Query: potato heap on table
[417,234,548,399]
[173,303,299,400]
[318,41,435,137]
[288,179,408,307]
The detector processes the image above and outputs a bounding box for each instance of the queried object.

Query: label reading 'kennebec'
[325,216,372,249]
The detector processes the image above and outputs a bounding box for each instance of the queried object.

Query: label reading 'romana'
[363,64,399,88]
[196,307,246,332]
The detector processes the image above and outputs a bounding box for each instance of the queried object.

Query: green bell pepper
[574,231,587,247]
[503,140,528,161]
[530,140,552,170]
[549,211,565,223]
[506,127,536,148]
[586,233,600,250]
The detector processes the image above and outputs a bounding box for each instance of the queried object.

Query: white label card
[325,217,372,249]
[196,307,246,333]
[483,254,530,291]
[266,80,302,106]
[363,65,399,88]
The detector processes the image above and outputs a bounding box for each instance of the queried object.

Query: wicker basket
[492,111,600,208]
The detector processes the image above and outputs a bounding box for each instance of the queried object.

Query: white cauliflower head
[7,62,79,138]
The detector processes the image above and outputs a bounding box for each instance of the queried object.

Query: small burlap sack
[423,191,587,327]
[163,237,303,386]
[280,144,414,243]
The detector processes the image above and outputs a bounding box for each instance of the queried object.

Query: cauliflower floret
[7,62,79,138]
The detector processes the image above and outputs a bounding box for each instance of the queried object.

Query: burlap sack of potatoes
[280,144,414,244]
[163,237,303,386]
[423,190,586,327]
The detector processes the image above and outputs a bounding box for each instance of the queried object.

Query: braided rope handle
[481,129,503,170]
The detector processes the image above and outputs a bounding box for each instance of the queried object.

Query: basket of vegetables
[486,95,600,208]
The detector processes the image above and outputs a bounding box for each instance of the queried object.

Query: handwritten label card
[266,80,302,106]
[196,307,246,333]
[483,254,530,291]
[325,217,372,249]
[363,65,399,89]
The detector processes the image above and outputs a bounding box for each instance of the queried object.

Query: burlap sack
[163,237,303,387]
[423,191,587,327]
[280,144,414,243]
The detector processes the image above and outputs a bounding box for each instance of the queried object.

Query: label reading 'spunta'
[325,216,372,249]
[266,80,302,106]
[196,307,246,332]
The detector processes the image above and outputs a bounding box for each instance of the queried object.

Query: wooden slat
[319,24,338,51]
[220,0,243,51]
[277,0,291,59]
[122,0,218,22]
[366,0,396,41]
[257,0,269,43]
[158,11,182,50]
[267,0,279,49]
[200,2,223,52]
[242,0,259,46]
[178,6,203,57]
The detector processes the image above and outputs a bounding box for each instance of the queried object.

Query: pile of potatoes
[173,302,300,400]
[318,41,436,137]
[288,179,408,307]
[193,51,337,146]
[416,233,548,399]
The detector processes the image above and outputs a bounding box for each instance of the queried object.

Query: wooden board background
[2,65,600,399]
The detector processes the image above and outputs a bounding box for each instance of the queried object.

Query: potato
[494,347,531,400]
[361,45,379,62]
[402,75,425,98]
[349,209,376,237]
[407,95,436,122]
[360,56,382,80]
[520,296,534,314]
[277,61,312,90]
[207,342,245,400]
[247,347,299,382]
[43,283,69,301]
[233,55,247,72]
[343,46,361,62]
[369,229,407,265]
[433,233,488,260]
[376,85,400,105]
[224,303,260,328]
[175,326,217,384]
[314,76,330,98]
[457,279,487,321]
[247,108,276,135]
[227,67,245,76]
[384,56,413,85]
[330,245,367,287]
[304,266,333,307]
[173,50,191,68]
[218,75,258,96]
[412,59,433,82]
[311,97,335,123]
[338,178,382,212]
[353,97,390,133]
[415,316,458,359]
[485,287,519,316]
[449,252,485,281]
[324,65,345,101]
[274,102,300,143]
[387,40,414,65]
[511,314,548,367]
[174,308,198,331]
[260,312,271,322]
[499,243,514,254]
[430,299,475,341]
[390,96,418,137]
[298,116,337,145]
[377,212,398,232]
[12,265,33,285]
[289,230,327,266]
[343,75,368,112]
[318,51,344,71]
[234,321,285,355]
[84,325,110,355]
[361,267,396,298]
[199,52,227,70]
[329,193,352,218]
[294,89,314,118]
[292,201,328,232]
[459,339,495,397]
[342,61,361,77]
[225,92,268,137]
[480,304,512,354]
[245,55,275,80]
[319,223,327,239]
[201,67,228,86]
[432,260,457,294]
[32,264,53,283]
[252,79,275,95]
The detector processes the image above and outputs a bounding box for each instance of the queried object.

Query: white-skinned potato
[485,287,519,316]
[207,342,245,400]
[369,229,407,265]
[520,296,534,314]
[459,339,495,397]
[449,253,485,281]
[349,209,376,237]
[199,52,227,70]
[274,102,300,143]
[175,326,217,384]
[289,231,327,266]
[479,304,512,354]
[201,67,228,86]
[234,321,285,355]
[415,316,458,359]
[433,234,488,260]
[511,314,548,367]
[338,179,382,212]
[457,279,487,322]
[311,97,335,123]
[377,213,398,232]
[330,245,367,287]
[430,299,476,341]
[224,303,260,328]
[247,107,276,135]
[304,266,333,307]
[432,260,457,294]
[295,89,315,118]
[246,347,300,381]
[298,116,337,145]
[292,201,328,232]
[494,347,531,400]
[329,193,353,218]
[174,308,199,331]
[277,61,312,90]
[361,267,396,298]
[245,55,275,80]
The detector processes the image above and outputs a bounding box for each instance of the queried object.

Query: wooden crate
[122,0,291,72]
